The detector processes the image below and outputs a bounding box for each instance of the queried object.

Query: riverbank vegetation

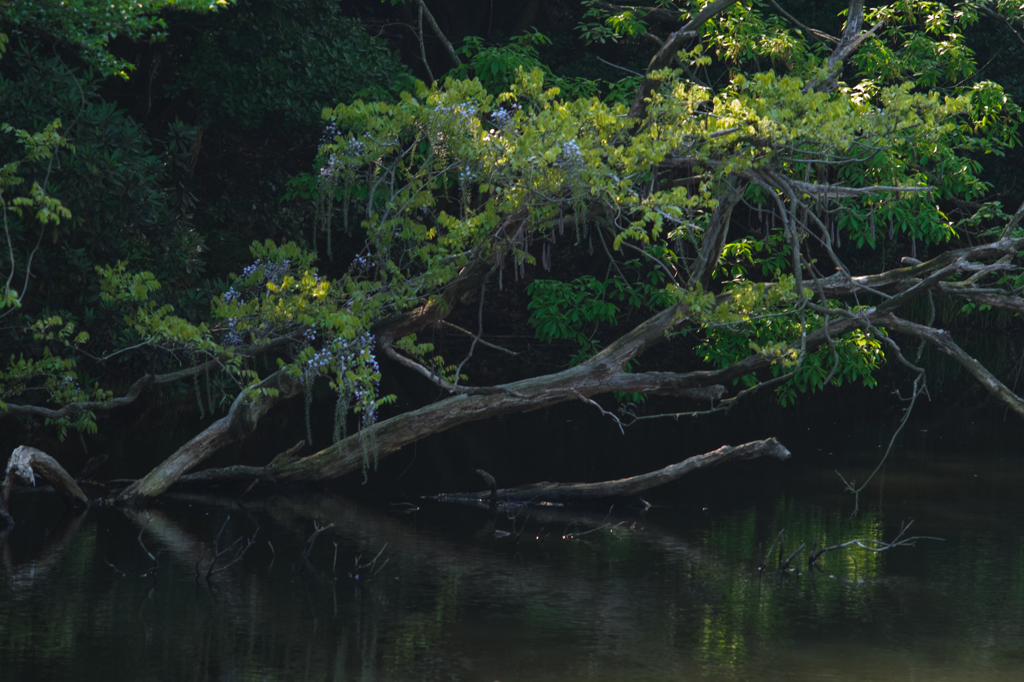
[4,1,1024,505]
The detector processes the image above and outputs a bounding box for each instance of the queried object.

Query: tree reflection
[0,490,1022,681]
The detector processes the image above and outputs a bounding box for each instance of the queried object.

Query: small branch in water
[475,468,498,505]
[350,543,389,581]
[298,521,334,576]
[196,515,260,580]
[808,519,943,569]
[209,527,259,579]
[779,543,806,573]
[137,516,159,570]
[104,557,126,578]
[758,530,784,575]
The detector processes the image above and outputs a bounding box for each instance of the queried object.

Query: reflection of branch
[2,508,86,593]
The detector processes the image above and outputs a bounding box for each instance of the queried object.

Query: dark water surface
[2,415,1023,681]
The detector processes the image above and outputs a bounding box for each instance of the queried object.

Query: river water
[2,408,1023,681]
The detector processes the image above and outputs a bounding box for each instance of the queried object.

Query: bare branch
[441,321,518,355]
[809,520,943,567]
[765,0,838,43]
[1,332,301,422]
[785,178,932,199]
[629,0,742,119]
[416,0,460,69]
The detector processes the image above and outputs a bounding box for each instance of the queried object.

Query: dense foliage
[4,1,1024,494]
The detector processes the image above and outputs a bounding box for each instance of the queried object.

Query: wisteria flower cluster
[558,139,584,170]
[220,258,294,346]
[490,103,520,129]
[349,253,373,271]
[299,332,381,428]
[320,122,340,146]
[320,133,371,181]
[223,318,242,346]
[430,102,478,151]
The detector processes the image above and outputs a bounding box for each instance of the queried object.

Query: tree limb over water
[5,2,1024,505]
[429,438,791,510]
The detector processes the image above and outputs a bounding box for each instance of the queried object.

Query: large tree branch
[416,0,461,69]
[628,0,742,119]
[804,1,884,94]
[688,177,745,289]
[2,446,88,526]
[116,369,303,504]
[814,236,1024,298]
[880,314,1024,419]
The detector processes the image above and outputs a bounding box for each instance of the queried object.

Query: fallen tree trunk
[2,446,89,527]
[427,438,791,509]
[117,369,302,504]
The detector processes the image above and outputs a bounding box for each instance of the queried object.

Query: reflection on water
[2,440,1024,682]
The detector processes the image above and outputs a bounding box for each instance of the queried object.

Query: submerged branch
[429,438,791,509]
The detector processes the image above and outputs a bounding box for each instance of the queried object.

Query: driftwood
[2,445,89,527]
[428,437,791,510]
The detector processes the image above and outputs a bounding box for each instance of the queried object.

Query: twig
[765,0,839,43]
[351,543,389,580]
[595,55,645,78]
[416,0,435,83]
[454,279,488,388]
[208,525,259,578]
[104,557,126,577]
[779,543,806,573]
[298,521,334,576]
[442,321,518,355]
[572,390,626,434]
[836,375,923,515]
